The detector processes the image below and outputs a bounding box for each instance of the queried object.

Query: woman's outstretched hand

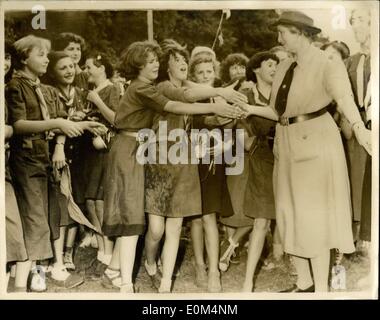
[213,99,248,119]
[217,80,248,105]
[58,119,85,138]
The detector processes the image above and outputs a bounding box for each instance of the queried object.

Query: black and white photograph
[0,0,378,300]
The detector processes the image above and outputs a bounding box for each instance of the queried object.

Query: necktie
[275,61,297,116]
[356,54,365,108]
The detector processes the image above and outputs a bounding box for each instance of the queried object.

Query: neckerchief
[13,70,52,139]
[58,86,76,119]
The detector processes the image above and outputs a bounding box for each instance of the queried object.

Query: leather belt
[279,107,327,126]
[119,130,148,143]
[119,131,138,138]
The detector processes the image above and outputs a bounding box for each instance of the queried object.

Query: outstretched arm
[237,102,279,121]
[163,100,246,119]
[182,80,248,105]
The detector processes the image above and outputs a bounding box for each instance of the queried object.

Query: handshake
[212,96,247,120]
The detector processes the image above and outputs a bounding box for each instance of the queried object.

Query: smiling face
[229,63,246,81]
[139,52,160,82]
[277,25,301,53]
[24,46,49,77]
[85,58,105,84]
[63,42,82,65]
[351,9,371,46]
[193,61,215,86]
[53,57,75,85]
[254,58,278,85]
[168,52,188,82]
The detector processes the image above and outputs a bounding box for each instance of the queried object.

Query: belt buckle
[279,116,289,126]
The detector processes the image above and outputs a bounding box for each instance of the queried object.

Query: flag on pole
[223,9,231,19]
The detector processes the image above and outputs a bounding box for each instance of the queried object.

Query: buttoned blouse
[270,45,354,118]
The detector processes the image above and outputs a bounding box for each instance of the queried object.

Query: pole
[147,10,154,41]
[212,11,225,51]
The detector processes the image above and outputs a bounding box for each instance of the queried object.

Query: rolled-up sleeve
[108,85,121,112]
[324,58,354,102]
[136,83,169,112]
[6,83,27,124]
[157,81,188,102]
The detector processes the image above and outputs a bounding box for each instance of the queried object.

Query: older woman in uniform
[241,11,371,292]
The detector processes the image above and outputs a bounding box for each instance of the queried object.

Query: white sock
[103,254,112,266]
[105,268,120,278]
[144,260,157,276]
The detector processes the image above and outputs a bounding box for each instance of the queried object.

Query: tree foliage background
[5,9,281,65]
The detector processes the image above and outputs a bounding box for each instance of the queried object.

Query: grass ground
[38,233,371,296]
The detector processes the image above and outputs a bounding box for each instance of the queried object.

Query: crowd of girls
[4,8,373,294]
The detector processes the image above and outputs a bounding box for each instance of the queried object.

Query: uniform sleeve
[136,83,169,112]
[323,58,354,102]
[107,85,121,112]
[157,81,188,102]
[5,82,27,124]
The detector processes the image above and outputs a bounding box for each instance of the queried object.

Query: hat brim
[269,19,321,35]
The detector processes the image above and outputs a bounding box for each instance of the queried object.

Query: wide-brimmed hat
[270,11,321,35]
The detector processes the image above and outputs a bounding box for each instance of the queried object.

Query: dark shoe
[101,270,121,289]
[50,266,84,289]
[86,259,107,280]
[280,284,315,293]
[230,245,242,265]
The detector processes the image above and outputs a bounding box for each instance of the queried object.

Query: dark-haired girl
[225,51,279,292]
[144,39,247,293]
[218,52,252,271]
[52,32,89,262]
[45,51,105,288]
[82,53,121,278]
[53,32,88,91]
[101,40,243,293]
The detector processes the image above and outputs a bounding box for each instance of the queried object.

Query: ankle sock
[145,260,157,276]
[105,268,120,278]
[103,254,112,266]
